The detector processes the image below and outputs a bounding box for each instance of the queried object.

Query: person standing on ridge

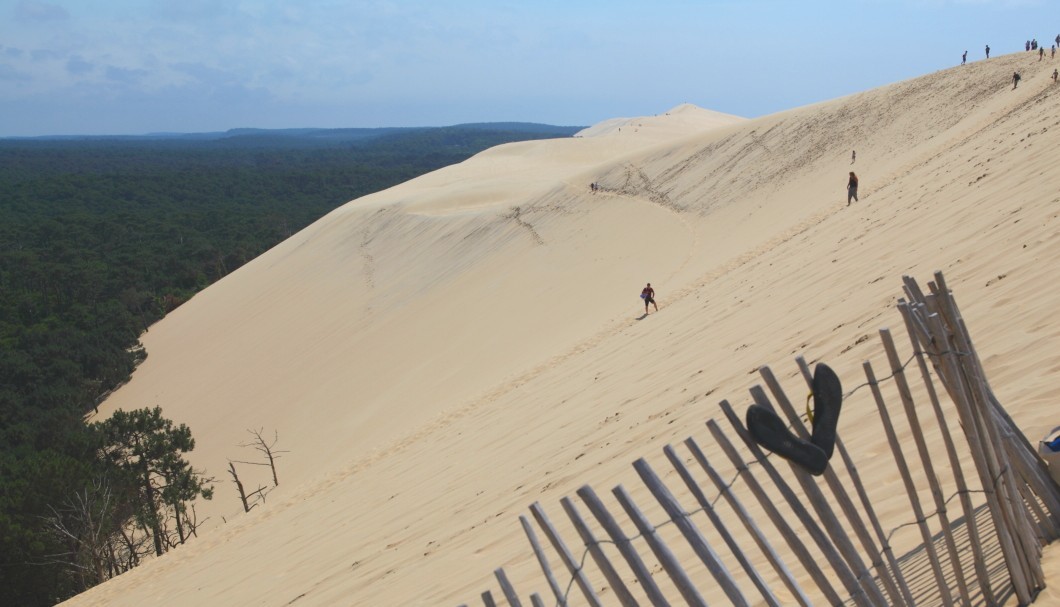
[641,283,658,314]
[962,50,967,65]
[986,44,990,58]
[847,172,859,206]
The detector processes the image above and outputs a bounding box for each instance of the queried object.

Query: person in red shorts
[641,283,658,314]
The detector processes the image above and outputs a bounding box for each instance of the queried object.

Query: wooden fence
[458,272,1060,606]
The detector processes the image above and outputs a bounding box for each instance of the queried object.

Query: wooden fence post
[679,438,814,607]
[494,567,523,607]
[576,485,670,606]
[559,496,639,607]
[612,484,708,607]
[863,359,956,606]
[895,303,996,605]
[519,515,565,606]
[879,328,972,605]
[632,457,754,607]
[662,444,789,607]
[529,502,602,607]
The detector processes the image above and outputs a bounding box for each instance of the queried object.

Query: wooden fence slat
[925,305,1042,599]
[988,392,1060,516]
[482,590,498,607]
[879,328,973,606]
[519,515,566,606]
[633,457,753,607]
[494,568,523,607]
[1013,474,1051,542]
[896,302,996,605]
[794,356,918,607]
[612,483,708,607]
[529,502,603,607]
[922,311,1035,604]
[932,273,1039,469]
[559,496,639,607]
[663,444,790,607]
[680,439,814,607]
[863,359,956,606]
[705,417,849,606]
[990,403,1060,534]
[529,593,546,607]
[576,485,671,606]
[717,399,875,607]
[933,272,1046,468]
[930,281,1047,590]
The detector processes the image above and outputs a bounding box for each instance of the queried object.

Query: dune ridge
[68,51,1060,606]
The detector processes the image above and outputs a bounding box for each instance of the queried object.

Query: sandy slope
[68,52,1060,606]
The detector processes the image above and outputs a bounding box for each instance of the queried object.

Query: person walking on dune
[847,172,859,206]
[1013,71,1021,89]
[962,50,967,65]
[1053,68,1058,83]
[851,149,856,164]
[986,44,990,59]
[641,283,658,314]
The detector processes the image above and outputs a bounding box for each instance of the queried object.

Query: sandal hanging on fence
[747,362,843,476]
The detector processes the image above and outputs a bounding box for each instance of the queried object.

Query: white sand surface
[68,51,1060,606]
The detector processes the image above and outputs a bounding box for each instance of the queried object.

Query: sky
[0,0,1052,136]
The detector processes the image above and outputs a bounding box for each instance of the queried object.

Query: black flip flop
[810,363,843,460]
[747,404,828,475]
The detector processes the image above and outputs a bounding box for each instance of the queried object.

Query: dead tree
[237,428,288,487]
[41,477,154,589]
[42,481,114,587]
[228,462,252,513]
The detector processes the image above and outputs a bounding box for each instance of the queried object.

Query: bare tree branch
[239,428,288,487]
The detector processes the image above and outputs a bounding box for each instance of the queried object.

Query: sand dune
[69,51,1060,606]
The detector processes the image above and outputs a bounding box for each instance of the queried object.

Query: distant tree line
[0,124,580,605]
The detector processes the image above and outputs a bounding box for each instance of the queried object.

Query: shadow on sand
[863,502,1017,607]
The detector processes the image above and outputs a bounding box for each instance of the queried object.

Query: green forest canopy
[0,123,582,605]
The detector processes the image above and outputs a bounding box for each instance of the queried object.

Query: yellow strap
[805,391,814,423]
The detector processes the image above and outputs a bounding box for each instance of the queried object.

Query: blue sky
[0,0,1052,136]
